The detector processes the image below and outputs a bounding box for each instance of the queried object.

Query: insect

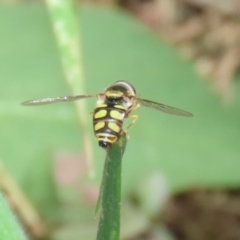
[22,80,193,149]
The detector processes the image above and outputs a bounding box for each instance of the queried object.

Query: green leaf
[22,150,60,223]
[1,6,240,237]
[0,192,27,240]
[96,133,127,240]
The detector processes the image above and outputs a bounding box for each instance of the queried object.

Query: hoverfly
[22,80,193,149]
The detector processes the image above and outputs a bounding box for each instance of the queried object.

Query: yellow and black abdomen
[93,104,126,149]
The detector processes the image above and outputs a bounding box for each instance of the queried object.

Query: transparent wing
[137,98,193,117]
[21,94,96,106]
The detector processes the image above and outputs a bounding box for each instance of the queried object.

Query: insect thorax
[103,80,137,110]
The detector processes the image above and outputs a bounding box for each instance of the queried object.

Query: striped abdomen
[93,104,126,149]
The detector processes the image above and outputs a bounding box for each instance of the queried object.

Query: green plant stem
[45,0,93,176]
[96,133,127,240]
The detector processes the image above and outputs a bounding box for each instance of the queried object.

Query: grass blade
[45,0,93,176]
[96,133,127,240]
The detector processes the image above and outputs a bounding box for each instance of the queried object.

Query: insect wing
[137,98,193,117]
[21,95,95,106]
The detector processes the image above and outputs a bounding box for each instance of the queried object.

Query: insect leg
[125,103,140,130]
[125,114,139,130]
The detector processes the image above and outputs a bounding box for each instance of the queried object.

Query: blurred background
[1,0,240,239]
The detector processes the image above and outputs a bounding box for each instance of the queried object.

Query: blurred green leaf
[0,5,240,235]
[0,192,27,240]
[52,205,98,240]
[22,150,60,223]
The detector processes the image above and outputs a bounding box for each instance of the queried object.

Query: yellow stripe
[94,109,107,119]
[96,104,107,108]
[94,121,105,131]
[108,122,121,133]
[96,133,117,138]
[105,90,123,98]
[114,105,125,110]
[97,138,114,143]
[110,110,123,120]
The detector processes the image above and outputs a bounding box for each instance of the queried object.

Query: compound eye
[99,141,112,149]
